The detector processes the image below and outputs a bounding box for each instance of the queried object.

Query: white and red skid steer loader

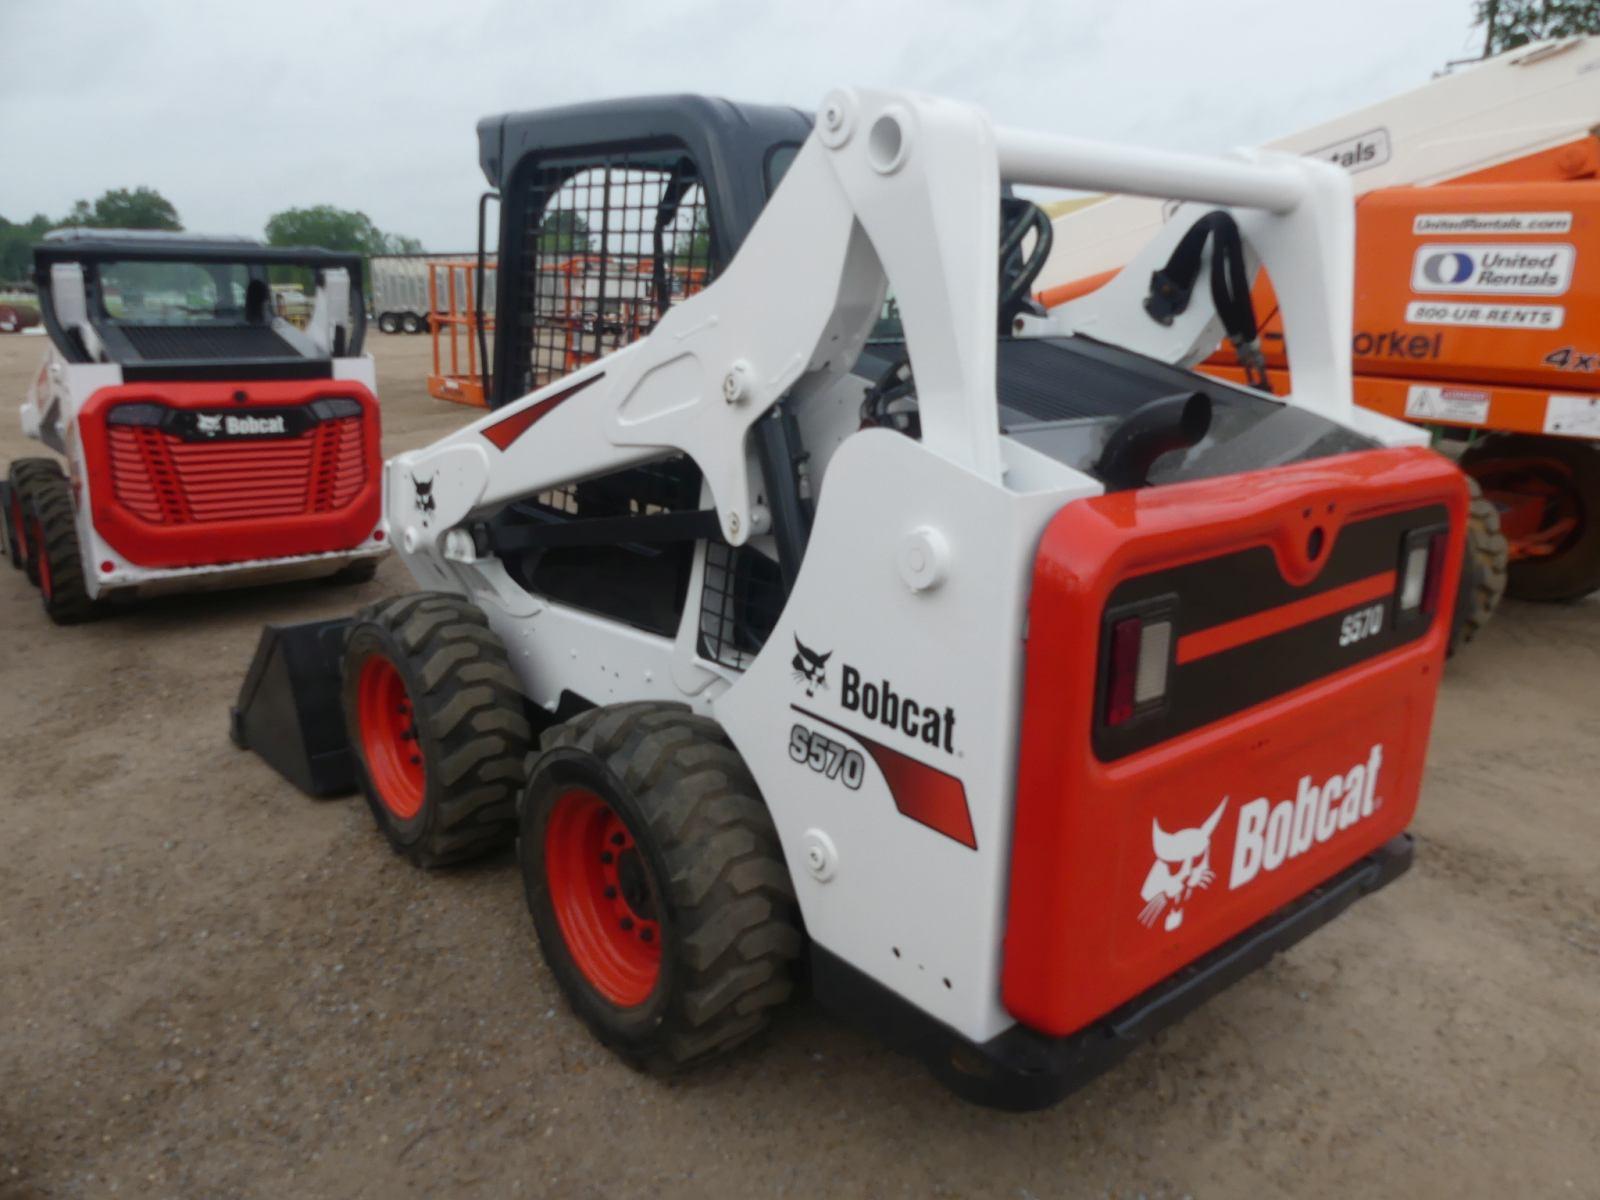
[236,91,1466,1109]
[2,231,386,623]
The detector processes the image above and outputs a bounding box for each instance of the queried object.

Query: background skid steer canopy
[476,95,811,409]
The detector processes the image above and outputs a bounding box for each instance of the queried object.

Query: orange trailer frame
[428,258,496,408]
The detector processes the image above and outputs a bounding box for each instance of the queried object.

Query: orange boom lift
[1040,37,1600,636]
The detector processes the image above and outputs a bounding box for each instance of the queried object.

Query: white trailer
[369,253,497,334]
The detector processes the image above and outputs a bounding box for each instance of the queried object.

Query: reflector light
[1106,616,1172,727]
[1398,542,1430,611]
[1421,531,1448,616]
[1135,620,1172,704]
[1106,617,1142,726]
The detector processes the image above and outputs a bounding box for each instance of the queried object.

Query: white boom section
[387,89,1365,1043]
[1038,35,1600,289]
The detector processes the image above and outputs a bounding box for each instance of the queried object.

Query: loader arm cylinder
[994,128,1304,213]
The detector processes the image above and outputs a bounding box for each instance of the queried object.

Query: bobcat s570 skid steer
[1,230,386,623]
[235,90,1466,1109]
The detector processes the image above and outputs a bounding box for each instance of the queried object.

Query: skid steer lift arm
[391,88,1363,576]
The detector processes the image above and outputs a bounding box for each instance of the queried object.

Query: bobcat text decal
[193,412,288,438]
[1138,744,1385,932]
[840,664,955,754]
[1230,745,1384,889]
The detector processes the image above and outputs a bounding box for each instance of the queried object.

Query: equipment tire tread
[342,591,532,867]
[30,476,98,624]
[522,701,801,1073]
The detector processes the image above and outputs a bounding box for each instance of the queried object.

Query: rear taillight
[1397,527,1450,619]
[1104,611,1174,727]
[1421,531,1448,616]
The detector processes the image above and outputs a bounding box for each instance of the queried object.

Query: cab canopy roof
[35,229,363,273]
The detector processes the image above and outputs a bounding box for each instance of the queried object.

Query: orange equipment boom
[1041,37,1600,628]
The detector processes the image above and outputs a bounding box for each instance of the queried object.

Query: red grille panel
[106,418,368,525]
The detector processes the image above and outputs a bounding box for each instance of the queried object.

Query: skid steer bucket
[230,618,356,798]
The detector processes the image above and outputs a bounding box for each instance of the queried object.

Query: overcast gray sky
[1,0,1483,250]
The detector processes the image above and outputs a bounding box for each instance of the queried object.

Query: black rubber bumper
[811,833,1414,1111]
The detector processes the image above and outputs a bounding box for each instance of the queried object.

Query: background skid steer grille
[106,418,367,524]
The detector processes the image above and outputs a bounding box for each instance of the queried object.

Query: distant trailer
[369,253,497,335]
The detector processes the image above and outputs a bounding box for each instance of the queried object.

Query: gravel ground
[1,332,1597,1199]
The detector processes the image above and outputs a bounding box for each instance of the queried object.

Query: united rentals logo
[1410,244,1576,297]
[1309,127,1391,175]
[1138,744,1385,933]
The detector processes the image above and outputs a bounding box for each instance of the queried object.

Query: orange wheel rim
[544,787,662,1007]
[356,654,425,819]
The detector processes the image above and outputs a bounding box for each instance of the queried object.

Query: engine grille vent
[106,417,366,524]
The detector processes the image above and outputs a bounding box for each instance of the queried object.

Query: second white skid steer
[235,89,1467,1108]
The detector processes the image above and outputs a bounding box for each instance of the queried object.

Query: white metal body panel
[386,88,1373,1041]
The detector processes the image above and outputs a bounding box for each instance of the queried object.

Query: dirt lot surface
[1,331,1596,1199]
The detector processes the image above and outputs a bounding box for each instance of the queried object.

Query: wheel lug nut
[409,754,422,765]
[610,832,626,847]
[603,885,617,899]
[639,927,654,943]
[620,917,634,931]
[600,851,614,865]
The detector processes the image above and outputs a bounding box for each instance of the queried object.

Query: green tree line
[3,187,423,286]
[1478,0,1600,54]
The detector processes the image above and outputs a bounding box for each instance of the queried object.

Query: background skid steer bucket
[230,618,356,798]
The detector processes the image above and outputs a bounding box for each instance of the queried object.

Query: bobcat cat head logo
[412,474,436,524]
[1139,799,1227,933]
[195,413,223,436]
[791,635,832,698]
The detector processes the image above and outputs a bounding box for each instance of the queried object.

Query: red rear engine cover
[77,379,382,569]
[1002,447,1465,1037]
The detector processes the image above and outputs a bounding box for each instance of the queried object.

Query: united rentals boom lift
[1041,36,1600,639]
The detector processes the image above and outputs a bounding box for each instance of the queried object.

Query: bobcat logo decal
[412,474,436,525]
[1139,799,1227,932]
[195,413,223,437]
[791,635,832,698]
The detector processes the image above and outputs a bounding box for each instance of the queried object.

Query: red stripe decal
[794,706,976,849]
[481,373,603,451]
[1176,570,1396,665]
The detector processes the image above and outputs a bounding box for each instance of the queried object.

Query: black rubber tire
[6,457,63,575]
[520,702,802,1074]
[400,312,425,335]
[1449,475,1509,655]
[327,557,382,585]
[28,475,98,624]
[1462,434,1600,602]
[377,312,401,335]
[341,593,533,867]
